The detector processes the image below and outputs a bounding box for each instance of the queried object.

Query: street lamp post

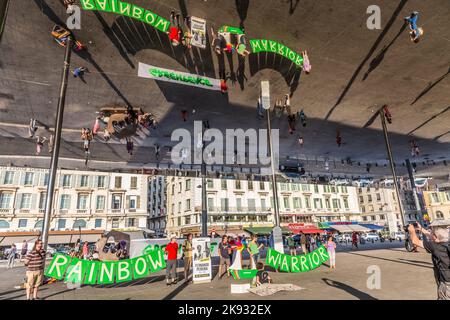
[379,109,406,229]
[201,121,207,237]
[41,37,72,250]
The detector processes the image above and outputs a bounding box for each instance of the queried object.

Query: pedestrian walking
[165,236,179,285]
[168,11,182,47]
[287,114,296,134]
[28,118,38,138]
[82,242,89,260]
[24,240,46,300]
[326,236,337,269]
[247,235,263,269]
[72,67,88,79]
[300,232,308,254]
[182,234,193,283]
[298,109,307,127]
[351,232,359,249]
[126,137,134,155]
[48,134,54,154]
[35,136,47,155]
[7,244,16,269]
[336,129,342,147]
[92,117,101,135]
[287,235,296,255]
[181,110,188,122]
[218,235,230,279]
[20,240,28,260]
[383,105,392,123]
[301,50,311,74]
[405,11,423,43]
[155,144,160,160]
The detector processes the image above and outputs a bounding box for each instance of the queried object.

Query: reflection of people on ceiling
[168,11,182,46]
[404,11,423,43]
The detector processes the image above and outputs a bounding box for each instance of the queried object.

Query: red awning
[287,224,326,234]
[296,228,326,234]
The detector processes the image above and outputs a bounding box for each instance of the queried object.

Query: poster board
[192,237,212,283]
[190,16,207,49]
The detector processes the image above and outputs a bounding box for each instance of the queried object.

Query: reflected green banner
[80,0,170,33]
[249,39,303,67]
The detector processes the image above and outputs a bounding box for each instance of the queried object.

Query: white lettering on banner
[138,62,222,91]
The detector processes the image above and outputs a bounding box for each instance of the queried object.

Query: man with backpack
[408,221,450,300]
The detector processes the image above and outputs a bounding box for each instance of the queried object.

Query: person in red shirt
[165,236,179,285]
[168,11,181,47]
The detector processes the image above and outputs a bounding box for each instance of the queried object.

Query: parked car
[390,232,406,241]
[335,234,351,243]
[362,233,380,242]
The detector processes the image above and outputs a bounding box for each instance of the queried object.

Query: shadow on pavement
[322,278,378,300]
[346,252,433,269]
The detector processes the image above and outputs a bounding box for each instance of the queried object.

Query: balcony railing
[206,207,272,214]
[0,208,13,214]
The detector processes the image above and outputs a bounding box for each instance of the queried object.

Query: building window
[18,219,27,228]
[60,195,70,209]
[185,199,191,211]
[301,184,310,192]
[221,180,227,190]
[130,177,138,189]
[112,194,122,209]
[39,193,47,209]
[380,215,385,220]
[376,193,381,201]
[128,196,137,209]
[126,218,137,228]
[283,197,290,209]
[371,216,376,221]
[314,185,319,193]
[178,202,181,213]
[77,194,88,209]
[20,194,32,209]
[362,206,366,213]
[332,199,340,209]
[0,220,10,229]
[436,211,444,219]
[261,198,267,211]
[96,196,105,210]
[97,176,106,188]
[95,219,102,228]
[114,177,122,189]
[248,181,253,190]
[362,216,368,221]
[325,198,331,209]
[3,171,14,184]
[368,195,372,202]
[359,196,364,202]
[185,179,191,191]
[207,179,214,188]
[80,175,89,187]
[34,220,43,229]
[304,196,311,209]
[62,175,71,187]
[171,184,175,195]
[248,199,256,211]
[112,218,119,229]
[343,198,349,209]
[235,180,241,189]
[57,219,66,230]
[73,219,87,229]
[43,173,49,186]
[0,192,13,209]
[259,181,265,190]
[293,197,301,209]
[342,186,348,193]
[207,198,214,211]
[236,198,242,211]
[221,198,229,212]
[24,172,34,186]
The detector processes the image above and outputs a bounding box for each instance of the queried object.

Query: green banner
[44,249,166,285]
[80,0,170,33]
[249,39,303,67]
[218,25,244,35]
[230,269,258,280]
[265,245,330,272]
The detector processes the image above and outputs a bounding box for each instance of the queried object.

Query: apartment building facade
[148,175,167,237]
[422,190,450,221]
[161,176,361,237]
[0,166,149,232]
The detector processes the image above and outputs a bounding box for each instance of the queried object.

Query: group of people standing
[28,119,54,156]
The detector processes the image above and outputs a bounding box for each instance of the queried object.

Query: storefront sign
[249,39,303,67]
[138,62,222,91]
[45,249,166,285]
[265,245,330,272]
[190,16,207,49]
[80,0,170,33]
[192,237,212,283]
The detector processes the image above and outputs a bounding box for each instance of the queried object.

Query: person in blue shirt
[405,11,422,43]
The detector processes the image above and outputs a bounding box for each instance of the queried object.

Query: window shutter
[105,176,110,189]
[31,194,37,210]
[126,196,130,209]
[15,194,22,209]
[12,171,19,185]
[67,195,72,209]
[70,175,75,188]
[59,175,64,187]
[0,171,5,184]
[76,175,81,188]
[137,196,141,209]
[38,173,43,186]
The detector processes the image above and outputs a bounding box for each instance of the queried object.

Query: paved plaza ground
[0,242,438,300]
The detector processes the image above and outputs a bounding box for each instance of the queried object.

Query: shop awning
[287,224,325,234]
[244,227,291,236]
[328,224,353,233]
[360,224,384,231]
[347,225,371,232]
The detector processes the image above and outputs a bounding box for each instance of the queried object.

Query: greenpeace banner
[265,245,330,272]
[45,250,166,285]
[249,39,303,67]
[138,62,222,91]
[80,0,170,33]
